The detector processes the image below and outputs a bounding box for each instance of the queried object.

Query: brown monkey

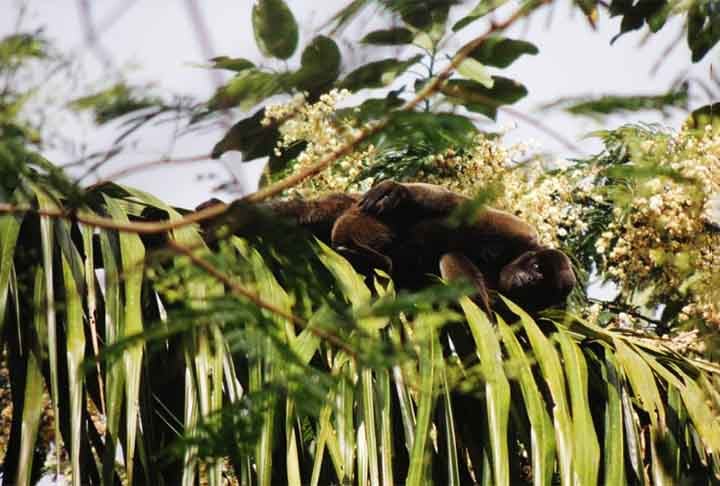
[330,180,576,316]
[201,180,575,315]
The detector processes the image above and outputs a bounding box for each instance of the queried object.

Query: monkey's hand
[360,180,411,216]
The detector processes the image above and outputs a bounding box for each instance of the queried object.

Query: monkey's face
[498,248,576,312]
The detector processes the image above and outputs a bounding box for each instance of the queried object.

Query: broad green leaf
[461,298,510,486]
[457,58,494,88]
[467,36,538,68]
[292,36,342,92]
[557,331,599,486]
[503,298,573,486]
[688,2,720,62]
[396,0,451,36]
[252,0,298,60]
[610,0,669,42]
[208,69,286,111]
[340,55,422,92]
[104,196,145,485]
[208,56,255,72]
[499,317,555,486]
[15,269,46,486]
[211,108,278,159]
[361,27,414,45]
[442,77,528,119]
[453,0,509,31]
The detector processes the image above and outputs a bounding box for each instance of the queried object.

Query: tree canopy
[1,1,720,485]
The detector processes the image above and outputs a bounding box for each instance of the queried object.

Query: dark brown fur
[205,180,576,316]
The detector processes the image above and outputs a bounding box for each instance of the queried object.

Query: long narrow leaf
[461,298,510,486]
[498,317,555,486]
[15,268,46,486]
[502,297,574,486]
[104,196,145,484]
[557,330,599,485]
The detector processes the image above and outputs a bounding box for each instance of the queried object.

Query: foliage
[2,1,720,485]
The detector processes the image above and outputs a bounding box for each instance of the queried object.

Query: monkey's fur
[241,180,576,316]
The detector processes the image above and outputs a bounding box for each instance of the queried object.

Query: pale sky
[2,0,717,209]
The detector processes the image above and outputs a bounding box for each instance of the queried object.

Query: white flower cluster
[593,127,720,326]
[262,89,370,197]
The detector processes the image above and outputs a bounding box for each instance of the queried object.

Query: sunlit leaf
[558,330,599,486]
[498,317,555,486]
[104,196,146,484]
[503,298,574,486]
[252,0,298,60]
[461,298,510,486]
[457,58,494,88]
[59,224,86,486]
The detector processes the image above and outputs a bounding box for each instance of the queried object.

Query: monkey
[329,180,576,317]
[197,180,576,317]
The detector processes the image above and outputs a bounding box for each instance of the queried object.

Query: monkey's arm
[360,180,468,218]
[439,252,492,317]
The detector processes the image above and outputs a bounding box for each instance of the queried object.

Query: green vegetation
[1,1,720,484]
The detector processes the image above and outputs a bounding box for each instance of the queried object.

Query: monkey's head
[498,248,576,312]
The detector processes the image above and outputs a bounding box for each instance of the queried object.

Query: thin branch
[0,199,229,235]
[166,240,357,357]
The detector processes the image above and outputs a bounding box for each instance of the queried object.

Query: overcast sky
[2,0,717,209]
